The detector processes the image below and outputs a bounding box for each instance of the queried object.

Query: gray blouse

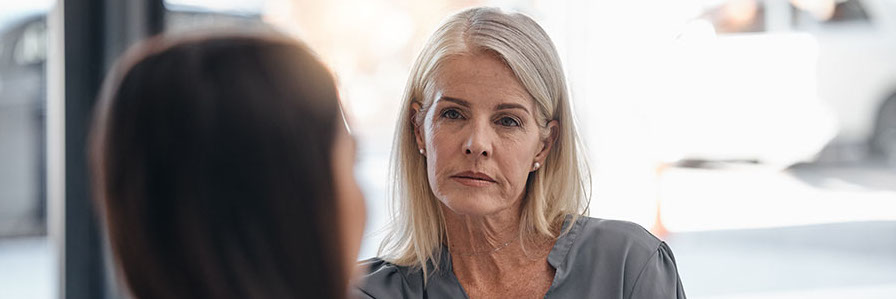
[355,216,686,299]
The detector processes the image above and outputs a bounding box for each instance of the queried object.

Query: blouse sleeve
[628,241,687,299]
[353,258,423,299]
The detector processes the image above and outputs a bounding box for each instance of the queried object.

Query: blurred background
[1,0,895,298]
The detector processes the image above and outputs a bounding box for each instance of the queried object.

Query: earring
[533,162,541,171]
[419,148,425,155]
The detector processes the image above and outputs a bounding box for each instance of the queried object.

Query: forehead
[427,53,533,109]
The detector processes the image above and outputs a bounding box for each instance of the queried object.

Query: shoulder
[539,216,687,298]
[354,258,423,299]
[558,216,664,273]
[575,216,662,253]
[361,258,404,278]
[550,216,685,297]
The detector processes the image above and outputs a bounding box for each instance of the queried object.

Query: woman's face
[414,53,557,217]
[331,123,366,280]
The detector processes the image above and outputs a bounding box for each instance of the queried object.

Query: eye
[497,116,520,127]
[441,109,463,120]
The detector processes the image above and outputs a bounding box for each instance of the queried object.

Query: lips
[450,171,496,187]
[452,171,496,182]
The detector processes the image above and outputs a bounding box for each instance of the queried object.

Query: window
[164,0,267,33]
[0,4,53,299]
[14,21,47,65]
[0,16,48,237]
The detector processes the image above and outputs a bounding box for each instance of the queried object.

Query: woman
[358,7,686,298]
[90,32,366,299]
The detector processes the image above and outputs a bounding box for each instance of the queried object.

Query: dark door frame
[57,0,164,298]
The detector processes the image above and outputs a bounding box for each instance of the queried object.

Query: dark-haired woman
[89,32,366,299]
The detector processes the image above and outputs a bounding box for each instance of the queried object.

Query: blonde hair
[379,7,590,280]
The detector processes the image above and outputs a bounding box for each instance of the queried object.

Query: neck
[441,202,554,271]
[440,202,558,296]
[442,202,521,255]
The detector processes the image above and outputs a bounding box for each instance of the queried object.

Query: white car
[661,0,896,166]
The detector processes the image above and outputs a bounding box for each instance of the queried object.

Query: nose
[463,122,491,158]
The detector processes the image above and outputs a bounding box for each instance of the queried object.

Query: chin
[438,192,507,217]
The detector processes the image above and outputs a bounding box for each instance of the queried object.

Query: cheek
[424,123,455,185]
[344,161,365,237]
[345,178,366,238]
[339,177,366,281]
[495,133,540,187]
[498,147,529,185]
[330,144,366,266]
[338,170,366,273]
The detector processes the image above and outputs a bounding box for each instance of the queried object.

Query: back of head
[90,33,346,299]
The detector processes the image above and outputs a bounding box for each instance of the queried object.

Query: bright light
[0,0,53,30]
[164,0,267,14]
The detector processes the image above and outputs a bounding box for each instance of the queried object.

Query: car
[0,13,47,237]
[662,0,896,166]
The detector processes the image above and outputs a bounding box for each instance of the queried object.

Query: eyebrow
[495,103,529,114]
[439,96,470,107]
[439,96,530,114]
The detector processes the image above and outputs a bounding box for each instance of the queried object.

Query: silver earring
[419,148,425,155]
[533,162,541,170]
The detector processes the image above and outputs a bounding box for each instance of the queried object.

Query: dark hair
[89,33,347,299]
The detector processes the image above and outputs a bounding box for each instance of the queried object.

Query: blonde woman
[358,7,686,299]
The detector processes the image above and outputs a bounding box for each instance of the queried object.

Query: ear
[410,101,425,152]
[533,120,559,169]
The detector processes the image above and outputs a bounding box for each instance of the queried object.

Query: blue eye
[497,117,520,127]
[442,109,462,119]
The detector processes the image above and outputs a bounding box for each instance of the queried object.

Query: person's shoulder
[358,257,411,285]
[572,216,663,255]
[355,258,422,298]
[549,216,685,298]
[360,257,402,276]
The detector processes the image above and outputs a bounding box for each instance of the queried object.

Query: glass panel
[0,1,56,298]
[602,0,896,297]
[153,1,896,298]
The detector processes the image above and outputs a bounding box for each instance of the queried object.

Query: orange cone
[650,163,669,239]
[651,197,669,239]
